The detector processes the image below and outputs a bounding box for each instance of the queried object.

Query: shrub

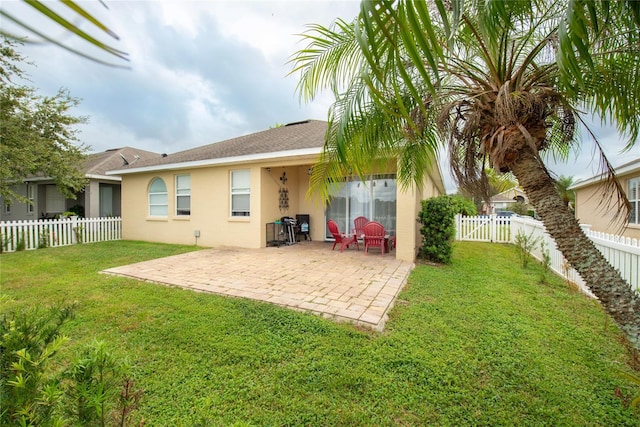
[514,230,540,268]
[539,240,552,283]
[0,230,11,253]
[450,194,477,216]
[68,204,85,218]
[417,195,457,264]
[73,225,84,244]
[0,302,75,426]
[15,231,26,251]
[0,302,143,426]
[65,340,142,427]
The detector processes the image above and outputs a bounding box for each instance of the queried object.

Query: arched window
[148,178,168,216]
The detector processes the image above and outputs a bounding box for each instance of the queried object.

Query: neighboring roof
[21,146,161,182]
[84,147,162,177]
[109,120,328,175]
[570,158,640,190]
[489,187,528,203]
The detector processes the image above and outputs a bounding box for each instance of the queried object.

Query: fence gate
[455,215,511,243]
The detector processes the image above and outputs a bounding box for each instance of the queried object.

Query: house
[483,187,530,215]
[0,147,160,220]
[570,158,640,239]
[108,120,445,262]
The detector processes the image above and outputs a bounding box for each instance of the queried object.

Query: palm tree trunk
[509,143,640,350]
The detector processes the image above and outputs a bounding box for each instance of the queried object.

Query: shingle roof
[84,147,162,175]
[123,119,328,170]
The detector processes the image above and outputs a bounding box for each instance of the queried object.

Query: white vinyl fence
[455,214,512,243]
[1,217,121,253]
[456,214,640,293]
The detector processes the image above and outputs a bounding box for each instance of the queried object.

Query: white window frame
[27,184,35,214]
[4,201,10,214]
[629,177,640,225]
[175,174,191,216]
[148,177,168,217]
[230,169,250,217]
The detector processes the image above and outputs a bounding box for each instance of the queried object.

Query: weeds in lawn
[15,231,25,251]
[38,226,50,249]
[539,240,552,283]
[514,230,540,268]
[617,370,640,410]
[73,225,84,244]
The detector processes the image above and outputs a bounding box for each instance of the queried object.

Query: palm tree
[290,1,640,348]
[459,168,518,213]
[555,175,576,209]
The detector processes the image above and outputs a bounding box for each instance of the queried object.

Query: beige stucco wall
[574,171,640,240]
[119,155,445,261]
[120,158,324,248]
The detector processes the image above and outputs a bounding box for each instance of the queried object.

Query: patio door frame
[324,174,397,240]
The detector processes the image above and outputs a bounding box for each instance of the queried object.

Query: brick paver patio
[102,241,413,330]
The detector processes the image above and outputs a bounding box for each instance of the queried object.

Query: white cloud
[3,0,637,192]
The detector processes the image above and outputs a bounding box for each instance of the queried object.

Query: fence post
[70,216,77,244]
[490,214,496,242]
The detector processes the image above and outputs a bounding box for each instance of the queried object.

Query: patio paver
[101,241,413,330]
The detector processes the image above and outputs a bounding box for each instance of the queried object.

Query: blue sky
[2,0,637,192]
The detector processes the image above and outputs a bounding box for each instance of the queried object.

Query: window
[100,186,113,217]
[148,178,168,216]
[27,184,35,213]
[46,185,65,214]
[4,201,10,214]
[629,178,640,225]
[230,170,250,217]
[325,174,397,238]
[176,174,191,216]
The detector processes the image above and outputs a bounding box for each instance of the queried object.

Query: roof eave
[107,147,323,176]
[85,174,121,182]
[569,159,640,190]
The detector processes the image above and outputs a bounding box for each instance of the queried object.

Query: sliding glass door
[325,174,396,239]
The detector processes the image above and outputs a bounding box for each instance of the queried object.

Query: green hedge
[417,195,458,263]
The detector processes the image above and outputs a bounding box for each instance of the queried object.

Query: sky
[2,0,637,193]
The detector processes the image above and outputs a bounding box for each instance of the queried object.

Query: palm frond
[288,18,363,102]
[0,0,128,67]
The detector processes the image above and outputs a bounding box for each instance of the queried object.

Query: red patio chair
[327,220,359,252]
[363,221,387,255]
[353,216,369,240]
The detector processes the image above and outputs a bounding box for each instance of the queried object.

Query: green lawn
[2,240,639,426]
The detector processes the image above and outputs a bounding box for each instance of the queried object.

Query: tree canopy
[292,0,640,349]
[0,38,88,204]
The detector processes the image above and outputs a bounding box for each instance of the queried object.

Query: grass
[2,240,639,426]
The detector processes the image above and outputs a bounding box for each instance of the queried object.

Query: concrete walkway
[102,241,413,330]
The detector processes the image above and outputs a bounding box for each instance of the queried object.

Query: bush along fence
[0,217,121,253]
[455,214,640,293]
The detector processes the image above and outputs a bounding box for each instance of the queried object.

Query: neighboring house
[570,158,640,239]
[483,187,530,214]
[108,120,445,262]
[0,147,160,220]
